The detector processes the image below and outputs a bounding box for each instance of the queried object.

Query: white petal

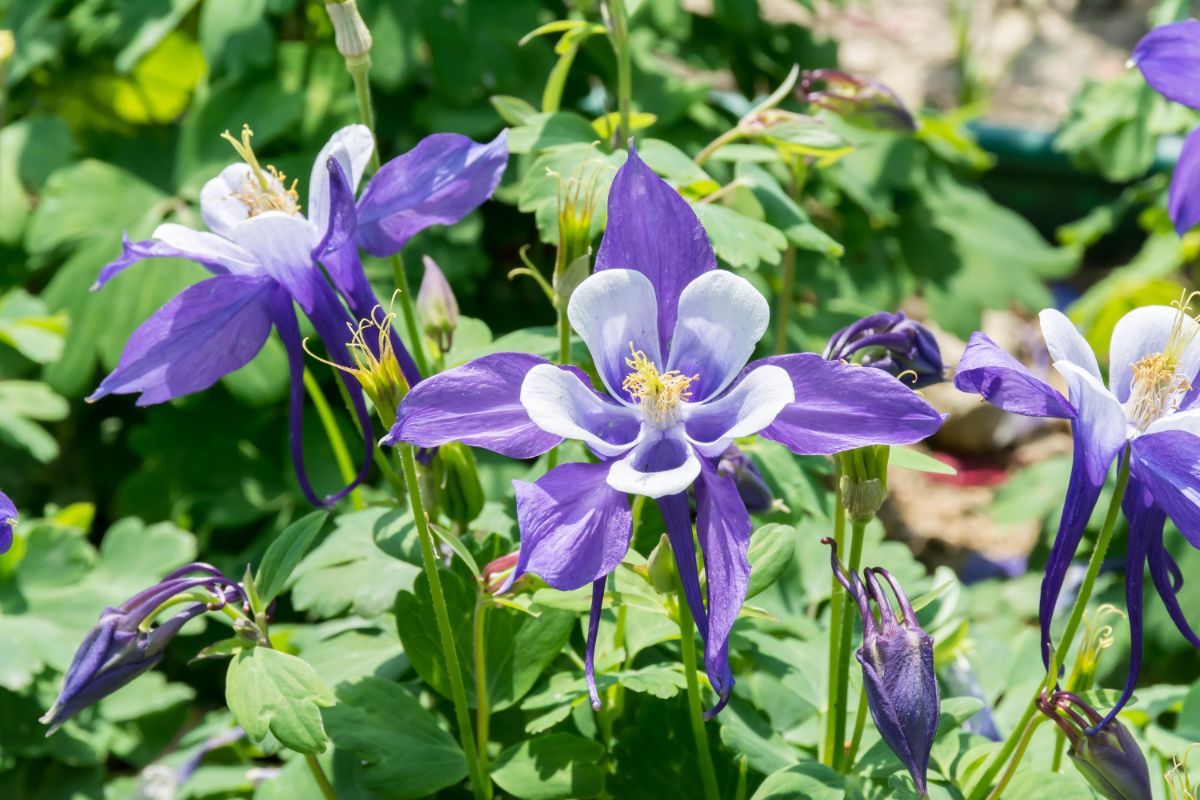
[605,430,701,499]
[152,223,260,275]
[200,164,256,239]
[1056,359,1129,482]
[1145,407,1200,437]
[567,269,662,402]
[1040,308,1101,383]
[667,271,770,401]
[519,364,642,457]
[227,213,320,309]
[682,365,795,457]
[1109,305,1200,402]
[308,124,376,239]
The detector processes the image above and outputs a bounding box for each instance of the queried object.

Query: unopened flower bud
[553,162,602,307]
[435,441,484,526]
[840,475,886,522]
[482,551,519,594]
[800,69,918,133]
[1038,691,1152,800]
[323,0,372,66]
[41,564,243,733]
[307,300,408,427]
[418,256,459,354]
[0,490,16,555]
[838,444,890,522]
[717,446,775,514]
[825,540,939,797]
[824,310,944,389]
[647,534,678,595]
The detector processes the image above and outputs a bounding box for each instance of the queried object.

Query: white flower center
[1125,296,1199,432]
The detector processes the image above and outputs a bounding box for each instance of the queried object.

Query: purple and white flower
[0,490,15,555]
[955,303,1200,729]
[386,147,943,713]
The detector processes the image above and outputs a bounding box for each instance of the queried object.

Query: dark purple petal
[585,579,605,710]
[657,491,709,645]
[89,274,277,406]
[753,353,943,455]
[1169,128,1200,235]
[595,146,716,356]
[313,156,359,260]
[355,131,509,258]
[1147,518,1200,649]
[507,462,632,591]
[954,332,1076,419]
[385,353,565,458]
[0,490,14,555]
[694,458,751,716]
[1133,21,1200,109]
[1132,429,1200,548]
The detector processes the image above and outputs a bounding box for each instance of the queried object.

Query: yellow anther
[621,344,698,425]
[220,124,301,217]
[1125,293,1200,431]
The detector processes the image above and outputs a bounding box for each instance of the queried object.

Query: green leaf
[693,203,788,270]
[750,762,848,800]
[490,94,539,127]
[638,138,720,195]
[719,698,801,777]
[255,511,329,606]
[508,112,599,155]
[225,647,334,754]
[492,733,605,800]
[592,111,657,141]
[888,447,956,476]
[0,380,70,462]
[745,524,795,600]
[322,677,467,799]
[0,289,67,364]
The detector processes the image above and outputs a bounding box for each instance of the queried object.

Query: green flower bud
[323,0,372,66]
[647,533,677,595]
[436,442,484,527]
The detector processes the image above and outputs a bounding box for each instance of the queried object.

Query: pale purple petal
[355,131,508,258]
[0,490,15,555]
[1109,305,1200,403]
[1169,129,1200,235]
[94,225,259,290]
[756,353,944,455]
[606,429,701,499]
[508,462,632,590]
[954,332,1075,419]
[89,275,277,406]
[567,269,662,400]
[1132,429,1200,549]
[666,270,770,401]
[1039,309,1100,383]
[226,213,321,312]
[1132,21,1200,109]
[386,353,564,458]
[595,146,716,355]
[1147,408,1200,436]
[519,363,642,456]
[683,365,794,457]
[312,156,358,260]
[308,124,375,241]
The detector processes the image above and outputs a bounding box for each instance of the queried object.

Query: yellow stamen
[220,124,301,217]
[621,344,698,425]
[1126,292,1200,431]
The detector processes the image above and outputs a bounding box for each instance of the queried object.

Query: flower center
[220,124,301,217]
[621,344,697,426]
[1125,294,1200,431]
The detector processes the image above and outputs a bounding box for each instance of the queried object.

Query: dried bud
[0,490,16,555]
[41,564,242,733]
[825,540,940,796]
[717,445,774,514]
[435,441,484,526]
[647,533,678,595]
[1038,692,1152,800]
[323,0,372,65]
[800,69,918,133]
[824,311,944,389]
[418,256,460,354]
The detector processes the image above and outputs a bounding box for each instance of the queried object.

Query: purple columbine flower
[385,146,943,715]
[1038,691,1152,800]
[90,124,507,507]
[824,311,945,389]
[417,255,460,353]
[955,302,1200,730]
[824,539,940,797]
[41,563,243,733]
[0,490,15,555]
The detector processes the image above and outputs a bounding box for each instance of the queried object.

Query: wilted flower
[717,445,774,514]
[42,564,244,733]
[1038,691,1152,800]
[824,311,944,389]
[800,69,918,133]
[418,256,460,353]
[824,539,940,796]
[955,298,1200,729]
[0,490,15,555]
[386,147,943,714]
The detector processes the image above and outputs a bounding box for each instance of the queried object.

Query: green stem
[303,369,365,510]
[967,450,1131,800]
[845,682,869,771]
[474,598,494,799]
[833,519,867,771]
[774,245,795,355]
[606,0,633,145]
[676,586,721,800]
[693,128,742,167]
[305,754,337,800]
[398,444,489,800]
[822,461,847,766]
[985,717,1044,800]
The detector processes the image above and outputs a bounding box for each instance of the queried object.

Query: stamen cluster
[1125,293,1200,431]
[220,124,301,217]
[621,345,697,425]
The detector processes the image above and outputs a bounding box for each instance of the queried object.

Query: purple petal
[508,462,632,590]
[0,490,14,556]
[694,458,751,715]
[595,146,716,356]
[1109,306,1200,403]
[355,131,509,258]
[585,580,605,710]
[519,363,642,456]
[94,225,258,290]
[308,124,375,242]
[1170,128,1200,235]
[954,332,1076,419]
[1132,429,1200,548]
[1146,512,1200,649]
[89,274,277,406]
[683,365,794,457]
[606,429,701,499]
[313,155,359,261]
[754,353,944,455]
[386,352,565,458]
[1133,21,1200,109]
[658,491,709,644]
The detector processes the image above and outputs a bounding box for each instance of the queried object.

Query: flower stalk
[822,462,848,766]
[305,755,338,800]
[676,582,721,800]
[303,369,366,510]
[832,518,867,770]
[604,0,633,145]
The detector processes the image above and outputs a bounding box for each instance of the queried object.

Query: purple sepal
[954,332,1077,419]
[0,490,15,555]
[1133,20,1200,110]
[584,580,605,711]
[657,491,709,645]
[1169,128,1200,235]
[1131,429,1200,548]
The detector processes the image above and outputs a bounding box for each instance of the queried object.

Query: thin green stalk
[676,586,721,800]
[303,369,365,510]
[328,367,407,499]
[774,245,795,355]
[833,519,867,770]
[985,716,1045,800]
[305,754,337,800]
[968,451,1131,800]
[845,682,869,771]
[822,461,847,766]
[694,128,742,167]
[474,598,494,800]
[399,444,489,800]
[606,0,632,144]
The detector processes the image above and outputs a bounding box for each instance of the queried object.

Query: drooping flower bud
[717,445,775,514]
[800,69,918,133]
[323,0,373,67]
[647,533,678,595]
[41,564,243,733]
[0,490,16,555]
[824,540,940,797]
[824,311,944,389]
[434,441,484,526]
[1038,691,1152,800]
[417,256,460,354]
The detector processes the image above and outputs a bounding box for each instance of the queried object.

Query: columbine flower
[1038,691,1152,800]
[386,147,943,714]
[90,124,507,506]
[0,490,15,555]
[800,69,918,133]
[1131,21,1200,234]
[955,301,1200,729]
[824,311,944,389]
[41,564,243,733]
[417,255,459,353]
[717,445,774,514]
[825,539,939,796]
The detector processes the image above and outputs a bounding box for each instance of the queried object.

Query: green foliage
[225,647,335,754]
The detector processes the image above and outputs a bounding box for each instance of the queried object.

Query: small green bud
[840,476,886,523]
[647,534,677,595]
[436,442,484,527]
[323,0,372,66]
